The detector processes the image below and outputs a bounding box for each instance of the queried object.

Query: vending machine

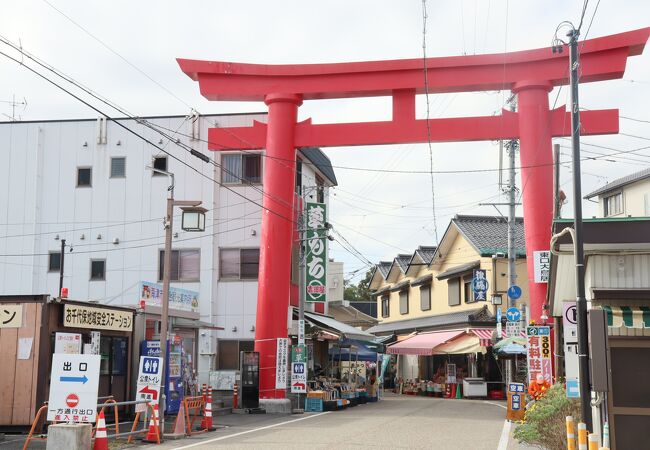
[141,339,184,414]
[239,351,260,409]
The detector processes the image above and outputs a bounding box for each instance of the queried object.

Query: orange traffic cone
[142,404,160,444]
[174,401,187,436]
[93,410,109,450]
[201,386,215,431]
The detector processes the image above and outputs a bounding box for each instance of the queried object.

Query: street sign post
[298,319,305,345]
[507,285,522,300]
[506,383,526,422]
[291,344,307,363]
[506,307,521,322]
[135,356,164,412]
[48,354,100,423]
[290,361,307,394]
[505,321,521,338]
[563,301,580,398]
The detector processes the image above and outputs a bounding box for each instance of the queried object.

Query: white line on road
[484,400,507,410]
[497,420,512,450]
[171,412,331,449]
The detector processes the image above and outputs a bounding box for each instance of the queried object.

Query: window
[158,249,201,281]
[152,156,167,175]
[420,285,431,311]
[77,167,92,187]
[381,295,390,318]
[604,192,623,217]
[222,154,262,184]
[110,157,126,178]
[219,248,260,279]
[448,278,460,306]
[399,290,409,315]
[90,259,106,280]
[295,159,303,194]
[218,340,254,369]
[464,278,475,303]
[49,252,61,272]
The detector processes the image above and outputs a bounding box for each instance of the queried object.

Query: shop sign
[305,202,327,303]
[506,383,526,421]
[526,326,552,383]
[139,281,199,313]
[47,353,100,423]
[0,304,23,328]
[275,338,289,389]
[135,356,163,413]
[55,332,82,354]
[298,319,305,345]
[533,250,550,283]
[471,269,488,301]
[291,344,307,363]
[290,362,307,394]
[63,304,133,332]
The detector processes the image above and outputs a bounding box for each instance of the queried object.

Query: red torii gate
[179,28,649,398]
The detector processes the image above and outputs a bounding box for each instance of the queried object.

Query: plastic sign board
[275,338,289,389]
[533,250,551,283]
[135,356,163,412]
[63,304,133,332]
[507,285,522,300]
[290,362,307,393]
[140,281,199,312]
[298,319,305,345]
[563,301,578,344]
[471,269,489,301]
[506,383,526,421]
[0,304,22,328]
[506,307,521,322]
[48,354,100,423]
[506,321,521,338]
[291,344,307,363]
[305,202,327,303]
[54,332,82,354]
[526,326,552,383]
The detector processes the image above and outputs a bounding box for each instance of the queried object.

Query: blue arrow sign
[506,307,521,322]
[507,285,522,300]
[60,375,88,384]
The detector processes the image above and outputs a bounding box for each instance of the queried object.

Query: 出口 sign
[48,354,100,423]
[305,202,327,303]
[526,326,552,383]
[64,304,133,332]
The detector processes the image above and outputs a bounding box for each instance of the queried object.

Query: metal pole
[507,99,518,309]
[298,190,306,410]
[59,239,66,298]
[159,195,174,435]
[568,28,592,430]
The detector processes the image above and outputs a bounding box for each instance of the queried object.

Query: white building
[585,167,650,217]
[0,113,337,383]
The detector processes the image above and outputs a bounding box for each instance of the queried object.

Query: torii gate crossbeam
[178,28,649,399]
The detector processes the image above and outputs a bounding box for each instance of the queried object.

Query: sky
[1,1,649,283]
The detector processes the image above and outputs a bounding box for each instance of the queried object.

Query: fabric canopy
[304,311,375,342]
[387,330,464,356]
[434,332,485,355]
[329,341,380,362]
[603,305,650,329]
[471,328,526,346]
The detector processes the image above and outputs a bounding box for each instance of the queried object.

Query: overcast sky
[1,1,649,282]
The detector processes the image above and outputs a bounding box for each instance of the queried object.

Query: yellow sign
[506,383,526,422]
[63,304,133,331]
[0,304,23,328]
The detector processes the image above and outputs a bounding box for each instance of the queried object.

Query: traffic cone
[201,386,215,431]
[174,401,187,436]
[450,383,456,399]
[93,410,109,450]
[142,404,160,444]
[455,383,462,399]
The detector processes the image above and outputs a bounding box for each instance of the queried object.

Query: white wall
[597,178,650,217]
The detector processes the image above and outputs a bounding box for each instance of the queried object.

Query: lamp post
[148,166,205,435]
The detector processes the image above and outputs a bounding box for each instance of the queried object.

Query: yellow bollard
[566,416,576,450]
[578,422,588,450]
[588,433,599,450]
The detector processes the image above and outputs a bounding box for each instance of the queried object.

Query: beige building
[585,167,650,218]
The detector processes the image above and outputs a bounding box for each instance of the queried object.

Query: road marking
[484,400,507,410]
[497,420,512,450]
[171,412,331,449]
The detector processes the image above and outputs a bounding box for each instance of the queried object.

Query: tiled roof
[299,147,338,186]
[394,254,412,272]
[453,215,526,257]
[415,246,437,265]
[584,167,650,199]
[376,261,392,278]
[366,306,492,335]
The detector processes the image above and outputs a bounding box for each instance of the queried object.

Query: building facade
[585,167,650,218]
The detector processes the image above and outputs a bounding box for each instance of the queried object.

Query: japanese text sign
[64,304,133,332]
[140,281,199,312]
[0,304,22,328]
[48,354,100,423]
[305,202,327,303]
[275,338,289,389]
[533,250,550,283]
[471,269,489,301]
[291,362,307,393]
[135,356,163,412]
[526,326,552,383]
[55,332,82,354]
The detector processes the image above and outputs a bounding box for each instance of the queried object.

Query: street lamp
[181,206,207,232]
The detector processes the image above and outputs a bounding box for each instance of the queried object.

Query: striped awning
[471,328,526,346]
[603,305,650,329]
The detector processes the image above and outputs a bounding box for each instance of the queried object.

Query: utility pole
[59,239,66,298]
[568,27,592,431]
[506,110,518,309]
[297,188,306,412]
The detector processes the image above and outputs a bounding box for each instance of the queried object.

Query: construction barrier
[183,395,207,436]
[93,398,119,437]
[22,404,50,450]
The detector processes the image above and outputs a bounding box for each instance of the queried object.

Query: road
[154,394,532,450]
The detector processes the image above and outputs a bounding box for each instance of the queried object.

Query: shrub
[513,383,582,450]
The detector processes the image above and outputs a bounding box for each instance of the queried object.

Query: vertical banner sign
[526,326,552,383]
[471,269,489,301]
[135,356,164,412]
[533,250,551,283]
[298,319,305,345]
[305,202,327,303]
[275,338,289,389]
[506,383,526,421]
[47,354,100,423]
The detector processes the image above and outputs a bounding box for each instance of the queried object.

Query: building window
[448,278,460,306]
[219,248,260,279]
[222,154,262,184]
[464,278,475,303]
[295,159,303,195]
[158,249,201,281]
[399,290,409,315]
[49,252,61,272]
[218,340,254,369]
[604,192,623,217]
[90,259,106,280]
[420,285,431,311]
[381,295,390,318]
[77,167,92,187]
[110,157,126,178]
[152,156,167,175]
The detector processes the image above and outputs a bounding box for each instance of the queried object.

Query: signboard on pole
[135,356,164,412]
[533,250,551,283]
[290,362,307,394]
[298,319,305,345]
[54,332,82,354]
[291,344,307,363]
[471,269,488,301]
[496,307,502,338]
[47,354,100,422]
[526,326,552,383]
[505,321,521,338]
[275,338,289,389]
[506,383,526,422]
[563,301,578,343]
[305,202,327,303]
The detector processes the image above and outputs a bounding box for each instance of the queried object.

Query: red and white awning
[387,330,465,356]
[471,328,525,346]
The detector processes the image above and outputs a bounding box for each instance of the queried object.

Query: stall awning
[387,330,465,356]
[303,311,375,342]
[471,328,525,346]
[603,305,650,329]
[434,332,484,355]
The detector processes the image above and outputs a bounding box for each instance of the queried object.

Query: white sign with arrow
[48,354,100,423]
[135,356,164,412]
[290,362,307,393]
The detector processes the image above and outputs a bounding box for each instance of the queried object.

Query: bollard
[46,423,91,450]
[566,416,576,450]
[233,383,239,409]
[588,433,599,450]
[578,422,588,450]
